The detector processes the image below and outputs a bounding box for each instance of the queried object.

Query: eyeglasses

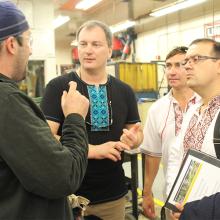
[0,35,33,48]
[15,35,33,48]
[182,55,220,66]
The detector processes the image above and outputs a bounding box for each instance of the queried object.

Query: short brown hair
[166,46,188,61]
[76,20,112,47]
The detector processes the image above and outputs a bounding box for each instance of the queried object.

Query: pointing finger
[130,122,141,133]
[68,81,77,92]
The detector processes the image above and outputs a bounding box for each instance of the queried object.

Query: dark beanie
[0,0,29,41]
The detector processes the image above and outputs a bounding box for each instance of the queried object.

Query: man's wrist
[88,144,98,159]
[143,190,153,197]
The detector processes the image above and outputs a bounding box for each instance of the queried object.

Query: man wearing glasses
[0,1,90,220]
[41,20,143,220]
[166,38,220,220]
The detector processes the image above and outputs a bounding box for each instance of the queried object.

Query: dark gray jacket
[0,73,88,220]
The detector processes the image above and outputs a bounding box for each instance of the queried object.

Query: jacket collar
[0,73,18,87]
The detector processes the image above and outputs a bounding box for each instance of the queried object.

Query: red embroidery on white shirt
[183,95,220,155]
[173,97,197,136]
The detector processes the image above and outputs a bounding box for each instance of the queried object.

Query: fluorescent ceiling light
[150,0,207,17]
[110,20,136,34]
[53,15,70,29]
[75,0,103,11]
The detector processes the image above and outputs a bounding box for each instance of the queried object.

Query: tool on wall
[121,28,137,61]
[112,28,137,61]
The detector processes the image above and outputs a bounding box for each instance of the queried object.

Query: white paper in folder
[165,149,220,212]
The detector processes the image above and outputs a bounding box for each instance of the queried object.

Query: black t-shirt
[41,71,140,204]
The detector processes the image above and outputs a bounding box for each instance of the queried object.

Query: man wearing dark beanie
[0,1,90,220]
[0,0,29,41]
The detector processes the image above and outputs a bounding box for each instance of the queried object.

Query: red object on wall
[112,36,123,58]
[113,36,123,50]
[72,47,79,63]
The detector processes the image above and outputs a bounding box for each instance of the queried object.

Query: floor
[123,154,165,220]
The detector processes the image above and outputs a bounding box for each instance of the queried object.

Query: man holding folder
[168,38,220,220]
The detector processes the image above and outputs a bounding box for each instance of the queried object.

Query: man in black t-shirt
[41,20,143,220]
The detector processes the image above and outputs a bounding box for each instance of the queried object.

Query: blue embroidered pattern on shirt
[87,85,109,131]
